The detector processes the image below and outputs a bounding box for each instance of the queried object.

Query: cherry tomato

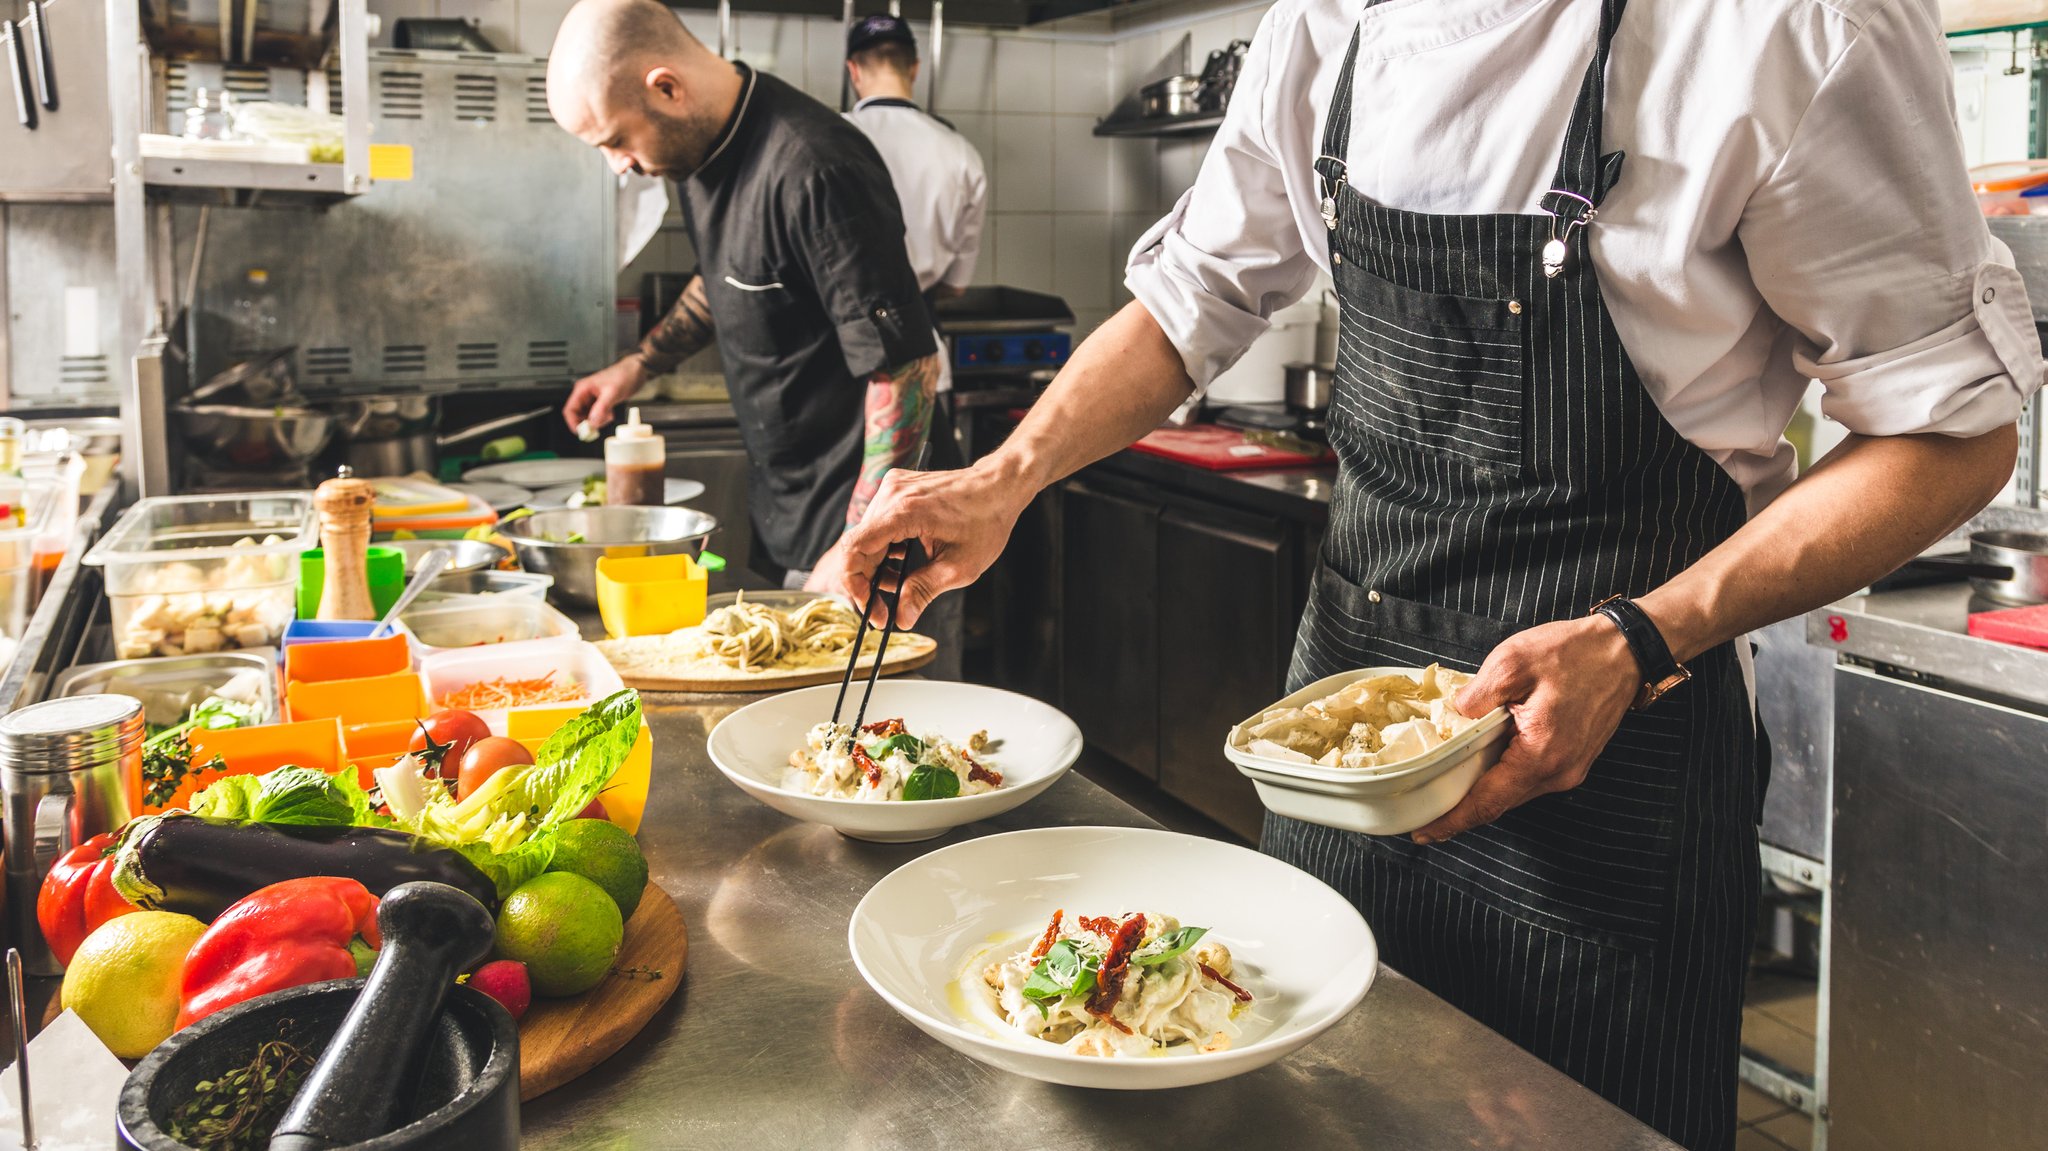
[410,710,491,780]
[457,737,534,800]
[576,797,608,821]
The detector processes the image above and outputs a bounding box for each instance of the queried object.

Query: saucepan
[1140,75,1203,119]
[1969,530,2048,606]
[1284,362,1335,416]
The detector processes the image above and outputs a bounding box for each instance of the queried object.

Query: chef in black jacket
[549,0,941,591]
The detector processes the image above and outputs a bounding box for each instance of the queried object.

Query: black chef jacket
[675,64,937,573]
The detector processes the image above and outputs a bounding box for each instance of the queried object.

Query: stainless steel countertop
[519,685,1677,1150]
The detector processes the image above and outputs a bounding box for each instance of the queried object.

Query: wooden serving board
[610,634,937,693]
[519,881,688,1101]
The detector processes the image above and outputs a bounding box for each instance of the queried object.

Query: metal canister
[0,694,145,974]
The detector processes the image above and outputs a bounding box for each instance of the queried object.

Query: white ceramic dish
[849,825,1377,1089]
[446,480,534,513]
[706,680,1081,842]
[461,458,603,487]
[1225,667,1512,836]
[529,478,707,508]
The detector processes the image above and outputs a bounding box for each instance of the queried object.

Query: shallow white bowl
[849,825,1377,1089]
[705,681,1081,842]
[1226,667,1511,836]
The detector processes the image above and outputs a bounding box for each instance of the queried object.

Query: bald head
[547,0,742,179]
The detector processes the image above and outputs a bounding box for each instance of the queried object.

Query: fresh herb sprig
[1018,924,1212,1016]
[162,1026,314,1151]
[141,695,259,808]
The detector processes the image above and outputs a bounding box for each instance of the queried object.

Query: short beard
[641,102,724,178]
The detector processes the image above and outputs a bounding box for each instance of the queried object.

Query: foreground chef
[842,1,2041,1147]
[549,0,940,592]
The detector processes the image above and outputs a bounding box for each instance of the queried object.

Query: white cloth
[616,171,670,269]
[1126,0,2044,509]
[844,98,989,293]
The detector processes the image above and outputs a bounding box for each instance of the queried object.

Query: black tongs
[830,444,931,739]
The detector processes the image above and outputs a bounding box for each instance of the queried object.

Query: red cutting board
[1130,425,1324,471]
[1967,602,2048,651]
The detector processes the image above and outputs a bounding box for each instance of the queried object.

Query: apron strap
[1547,0,1630,218]
[1313,26,1363,222]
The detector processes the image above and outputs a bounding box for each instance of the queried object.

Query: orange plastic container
[343,718,420,779]
[287,670,426,726]
[285,632,412,685]
[164,717,347,813]
[506,704,653,835]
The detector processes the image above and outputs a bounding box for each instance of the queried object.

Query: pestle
[267,881,496,1150]
[313,467,378,621]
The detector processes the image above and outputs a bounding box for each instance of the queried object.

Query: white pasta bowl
[1224,667,1513,836]
[705,680,1082,842]
[849,825,1378,1089]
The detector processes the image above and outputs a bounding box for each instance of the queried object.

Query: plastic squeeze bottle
[604,408,667,507]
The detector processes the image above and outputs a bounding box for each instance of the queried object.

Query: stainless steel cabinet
[1828,665,2048,1151]
[1060,479,1161,781]
[0,0,113,200]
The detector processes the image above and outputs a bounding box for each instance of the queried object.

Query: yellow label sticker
[369,144,414,182]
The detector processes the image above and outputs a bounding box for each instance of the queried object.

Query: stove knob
[1023,339,1046,362]
[983,342,1006,363]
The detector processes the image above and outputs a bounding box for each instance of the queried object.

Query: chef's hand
[1410,615,1641,845]
[802,539,860,603]
[564,356,648,432]
[841,458,1033,627]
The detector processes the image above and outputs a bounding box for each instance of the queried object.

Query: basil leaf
[868,733,927,760]
[1133,925,1209,967]
[1021,939,1099,1005]
[900,763,960,802]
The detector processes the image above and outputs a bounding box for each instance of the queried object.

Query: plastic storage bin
[418,637,623,733]
[0,477,59,653]
[83,491,316,660]
[52,649,281,729]
[399,597,578,656]
[417,569,552,604]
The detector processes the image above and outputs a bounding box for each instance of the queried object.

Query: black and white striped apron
[1263,6,1762,1149]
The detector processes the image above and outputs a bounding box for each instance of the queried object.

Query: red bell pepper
[36,832,139,965]
[177,876,382,1029]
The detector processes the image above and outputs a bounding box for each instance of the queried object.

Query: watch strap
[1591,595,1688,709]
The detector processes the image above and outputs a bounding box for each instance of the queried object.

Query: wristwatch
[1590,594,1689,710]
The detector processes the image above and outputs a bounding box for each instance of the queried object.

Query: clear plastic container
[415,569,553,606]
[400,597,579,656]
[0,477,60,650]
[417,637,622,734]
[83,491,316,660]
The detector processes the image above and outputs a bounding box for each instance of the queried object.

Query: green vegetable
[900,763,960,802]
[868,732,926,760]
[1133,926,1208,967]
[141,695,262,809]
[162,1028,315,1151]
[188,765,375,827]
[1021,939,1100,1016]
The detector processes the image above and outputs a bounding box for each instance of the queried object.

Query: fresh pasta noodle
[696,592,874,672]
[1234,664,1482,771]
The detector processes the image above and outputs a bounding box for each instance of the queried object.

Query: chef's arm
[563,275,715,430]
[1639,426,2019,662]
[1422,423,2019,846]
[847,352,943,526]
[840,301,1193,619]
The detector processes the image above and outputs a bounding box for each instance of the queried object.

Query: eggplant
[112,815,500,921]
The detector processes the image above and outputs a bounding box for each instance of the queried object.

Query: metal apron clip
[1316,155,1347,231]
[1539,189,1597,279]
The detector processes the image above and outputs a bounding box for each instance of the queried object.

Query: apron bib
[1265,5,1762,1149]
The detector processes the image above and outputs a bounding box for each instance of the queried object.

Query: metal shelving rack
[103,0,371,496]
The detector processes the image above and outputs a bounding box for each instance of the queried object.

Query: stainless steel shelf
[1093,112,1224,138]
[141,155,353,202]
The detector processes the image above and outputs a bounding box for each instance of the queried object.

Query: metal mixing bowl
[175,404,336,471]
[383,538,506,576]
[498,505,718,605]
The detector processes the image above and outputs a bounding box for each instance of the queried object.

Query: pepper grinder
[314,466,377,621]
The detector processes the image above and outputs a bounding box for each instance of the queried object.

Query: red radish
[576,798,608,821]
[469,959,532,1021]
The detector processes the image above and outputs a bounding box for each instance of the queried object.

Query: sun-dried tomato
[1030,909,1064,960]
[1078,915,1120,937]
[966,755,1003,787]
[851,743,883,788]
[1199,962,1254,1003]
[860,718,906,737]
[1084,914,1148,1024]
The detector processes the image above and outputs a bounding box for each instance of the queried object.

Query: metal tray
[50,648,281,729]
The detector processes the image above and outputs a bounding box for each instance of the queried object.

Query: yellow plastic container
[507,704,653,835]
[595,552,707,639]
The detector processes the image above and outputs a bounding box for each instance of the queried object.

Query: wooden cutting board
[519,881,688,1100]
[607,633,937,693]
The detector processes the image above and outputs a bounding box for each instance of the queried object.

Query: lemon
[546,819,648,919]
[493,873,623,997]
[61,911,207,1058]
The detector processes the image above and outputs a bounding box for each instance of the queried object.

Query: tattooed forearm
[636,274,715,377]
[848,352,940,526]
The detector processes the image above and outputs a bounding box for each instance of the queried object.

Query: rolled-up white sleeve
[1740,0,2041,438]
[1125,4,1324,391]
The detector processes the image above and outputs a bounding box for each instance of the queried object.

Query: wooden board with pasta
[594,590,937,692]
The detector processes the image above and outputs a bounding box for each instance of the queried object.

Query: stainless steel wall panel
[2,202,119,406]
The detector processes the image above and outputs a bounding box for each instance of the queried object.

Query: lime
[61,911,207,1058]
[493,873,624,997]
[546,819,648,919]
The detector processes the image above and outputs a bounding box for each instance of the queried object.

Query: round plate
[462,458,604,486]
[448,479,535,512]
[706,680,1081,842]
[529,477,708,508]
[848,825,1377,1089]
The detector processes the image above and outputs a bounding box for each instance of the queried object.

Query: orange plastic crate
[165,717,347,813]
[287,671,426,726]
[285,633,411,685]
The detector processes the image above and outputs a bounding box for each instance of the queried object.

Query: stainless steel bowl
[383,538,506,577]
[498,506,718,605]
[174,404,335,471]
[1969,529,2048,606]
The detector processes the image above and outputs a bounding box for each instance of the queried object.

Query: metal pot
[320,398,554,478]
[1284,362,1335,416]
[1969,529,2048,605]
[174,404,336,472]
[1140,74,1203,119]
[499,506,718,606]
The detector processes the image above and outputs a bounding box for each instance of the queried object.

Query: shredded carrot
[437,671,586,710]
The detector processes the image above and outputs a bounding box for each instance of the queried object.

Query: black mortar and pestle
[118,881,519,1151]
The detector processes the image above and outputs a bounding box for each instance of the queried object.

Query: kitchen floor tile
[1737,1083,1792,1126]
[1741,1006,1816,1079]
[1755,1108,1814,1150]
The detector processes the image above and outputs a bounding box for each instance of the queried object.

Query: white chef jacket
[1127,0,2044,509]
[845,98,988,294]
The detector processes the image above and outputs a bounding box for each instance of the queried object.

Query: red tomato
[410,710,492,779]
[457,737,534,800]
[576,797,607,821]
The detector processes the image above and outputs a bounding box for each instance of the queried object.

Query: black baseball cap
[847,14,917,57]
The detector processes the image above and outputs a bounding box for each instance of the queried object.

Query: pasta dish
[786,718,1001,801]
[700,593,871,672]
[973,910,1252,1057]
[1235,664,1482,771]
